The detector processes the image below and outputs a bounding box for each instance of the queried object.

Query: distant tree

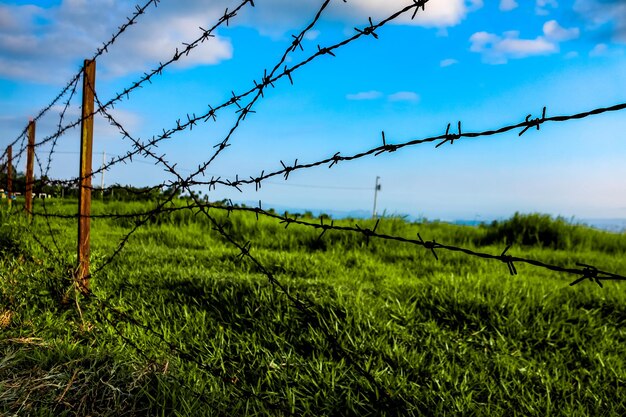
[104,184,164,201]
[0,166,18,192]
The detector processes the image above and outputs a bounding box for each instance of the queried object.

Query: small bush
[481,212,626,252]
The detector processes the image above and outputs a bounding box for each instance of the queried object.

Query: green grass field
[1,199,625,416]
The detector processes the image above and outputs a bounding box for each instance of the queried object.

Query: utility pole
[372,176,381,219]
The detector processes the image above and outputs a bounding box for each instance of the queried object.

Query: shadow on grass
[100,275,411,416]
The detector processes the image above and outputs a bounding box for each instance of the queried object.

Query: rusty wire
[10,0,624,291]
[20,0,431,190]
[26,0,433,296]
[187,102,626,191]
[4,0,626,411]
[87,3,399,400]
[8,0,255,163]
[78,1,426,400]
[29,99,626,198]
[31,200,626,288]
[5,0,162,153]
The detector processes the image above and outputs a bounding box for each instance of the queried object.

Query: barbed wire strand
[31,99,626,199]
[5,0,626,412]
[55,0,368,275]
[32,200,625,288]
[44,76,82,178]
[18,0,624,291]
[78,3,412,395]
[84,2,401,402]
[25,0,431,191]
[199,103,626,191]
[8,209,294,413]
[8,0,254,161]
[5,0,162,152]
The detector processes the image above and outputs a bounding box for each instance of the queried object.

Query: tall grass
[481,212,626,253]
[1,200,625,415]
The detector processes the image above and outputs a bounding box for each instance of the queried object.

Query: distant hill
[234,200,626,233]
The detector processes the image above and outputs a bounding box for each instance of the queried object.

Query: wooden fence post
[6,145,12,203]
[77,59,96,292]
[25,121,35,217]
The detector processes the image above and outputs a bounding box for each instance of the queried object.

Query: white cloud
[102,15,233,78]
[536,0,558,15]
[0,0,485,84]
[589,43,609,56]
[498,33,556,55]
[470,20,579,64]
[440,58,459,67]
[574,0,626,43]
[537,0,559,5]
[233,0,482,37]
[500,0,519,12]
[327,0,478,28]
[0,1,234,83]
[470,31,556,64]
[304,30,321,41]
[543,20,580,42]
[346,91,383,100]
[388,91,420,102]
[345,90,420,102]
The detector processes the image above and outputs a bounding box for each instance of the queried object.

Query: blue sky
[1,0,625,220]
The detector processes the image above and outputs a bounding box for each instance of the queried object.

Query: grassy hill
[1,199,625,416]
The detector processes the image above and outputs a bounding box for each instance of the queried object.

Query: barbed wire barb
[519,106,547,136]
[3,0,626,412]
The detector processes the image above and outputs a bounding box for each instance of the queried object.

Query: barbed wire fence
[1,0,625,411]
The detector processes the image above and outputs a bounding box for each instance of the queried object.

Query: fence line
[2,0,625,412]
[30,200,626,288]
[86,1,406,398]
[188,102,626,192]
[8,0,430,192]
[8,0,254,167]
[15,98,626,198]
[2,2,435,407]
[5,0,161,151]
[3,0,623,293]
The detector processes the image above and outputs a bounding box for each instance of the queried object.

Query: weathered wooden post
[25,121,35,217]
[77,59,96,292]
[6,145,12,203]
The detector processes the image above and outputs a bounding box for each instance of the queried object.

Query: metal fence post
[6,145,12,203]
[25,121,35,216]
[77,59,96,292]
